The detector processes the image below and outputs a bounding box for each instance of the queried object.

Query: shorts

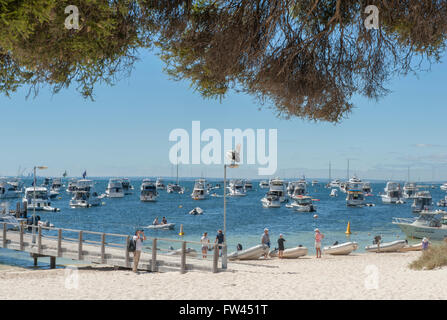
[202,246,208,253]
[315,241,321,249]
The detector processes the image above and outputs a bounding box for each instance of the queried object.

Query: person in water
[152,217,159,225]
[314,228,324,258]
[277,234,286,259]
[261,228,270,258]
[161,217,167,224]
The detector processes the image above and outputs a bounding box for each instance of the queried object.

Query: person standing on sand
[422,237,430,251]
[133,230,146,273]
[261,228,271,258]
[277,234,286,259]
[314,228,324,258]
[215,229,224,257]
[201,232,210,259]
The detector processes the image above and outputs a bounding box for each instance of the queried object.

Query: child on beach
[314,228,324,258]
[201,232,210,258]
[277,234,286,259]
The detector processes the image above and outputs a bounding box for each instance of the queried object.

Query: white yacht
[441,183,447,191]
[105,179,124,198]
[51,178,62,192]
[227,179,246,197]
[437,196,447,207]
[289,196,316,212]
[121,178,134,195]
[381,182,405,204]
[191,179,208,200]
[291,183,307,200]
[346,183,365,207]
[268,178,286,202]
[244,180,253,191]
[69,179,101,208]
[22,187,59,211]
[411,191,433,213]
[402,182,419,199]
[328,179,341,188]
[140,179,158,202]
[167,183,185,194]
[155,178,166,190]
[259,180,269,189]
[0,180,22,199]
[330,189,338,197]
[349,175,362,184]
[393,211,447,240]
[261,192,281,208]
[66,179,78,193]
[362,182,372,194]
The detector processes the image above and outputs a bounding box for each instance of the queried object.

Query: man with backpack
[131,229,146,273]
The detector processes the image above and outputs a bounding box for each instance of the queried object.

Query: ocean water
[1,178,446,268]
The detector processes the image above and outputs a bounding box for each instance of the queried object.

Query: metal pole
[222,165,227,269]
[32,166,36,243]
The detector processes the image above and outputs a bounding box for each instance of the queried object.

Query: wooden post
[78,231,83,260]
[19,223,24,250]
[180,241,186,274]
[57,229,62,257]
[50,256,56,269]
[33,255,38,266]
[37,226,42,254]
[23,201,27,217]
[151,238,157,272]
[125,236,130,268]
[16,202,20,218]
[213,244,219,273]
[2,223,6,248]
[101,233,106,263]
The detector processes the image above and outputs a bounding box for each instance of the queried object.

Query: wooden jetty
[0,222,225,274]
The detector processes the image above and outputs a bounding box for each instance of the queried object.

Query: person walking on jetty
[261,228,271,258]
[132,230,146,273]
[215,229,224,257]
[277,234,286,259]
[314,228,324,258]
[201,232,210,259]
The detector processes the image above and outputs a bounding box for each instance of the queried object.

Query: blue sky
[1,50,446,181]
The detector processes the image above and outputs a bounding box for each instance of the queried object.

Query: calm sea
[1,178,446,268]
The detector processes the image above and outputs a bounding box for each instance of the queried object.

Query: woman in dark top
[277,234,286,259]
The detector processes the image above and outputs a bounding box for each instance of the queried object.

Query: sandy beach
[1,251,446,300]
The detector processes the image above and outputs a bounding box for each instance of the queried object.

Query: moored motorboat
[289,196,316,212]
[323,242,358,255]
[411,191,433,213]
[392,211,447,240]
[145,223,175,230]
[261,193,281,208]
[228,244,269,261]
[399,243,423,252]
[269,246,308,259]
[140,179,158,202]
[365,240,406,253]
[189,207,204,215]
[330,189,338,197]
[438,196,447,207]
[105,179,124,198]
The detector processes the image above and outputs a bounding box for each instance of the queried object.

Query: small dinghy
[323,242,358,255]
[189,207,204,215]
[145,223,175,230]
[228,244,269,261]
[399,243,423,252]
[365,240,406,253]
[269,246,308,259]
[166,247,197,257]
[43,206,60,212]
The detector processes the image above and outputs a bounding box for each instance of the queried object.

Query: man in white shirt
[133,230,146,273]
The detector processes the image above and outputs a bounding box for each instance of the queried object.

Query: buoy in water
[178,224,184,236]
[345,221,352,235]
[313,214,318,219]
[179,205,183,208]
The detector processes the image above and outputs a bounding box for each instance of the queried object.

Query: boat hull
[228,244,269,261]
[324,242,358,255]
[365,240,406,253]
[269,246,308,259]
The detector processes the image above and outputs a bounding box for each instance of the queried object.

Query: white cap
[264,228,269,231]
[314,228,319,232]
